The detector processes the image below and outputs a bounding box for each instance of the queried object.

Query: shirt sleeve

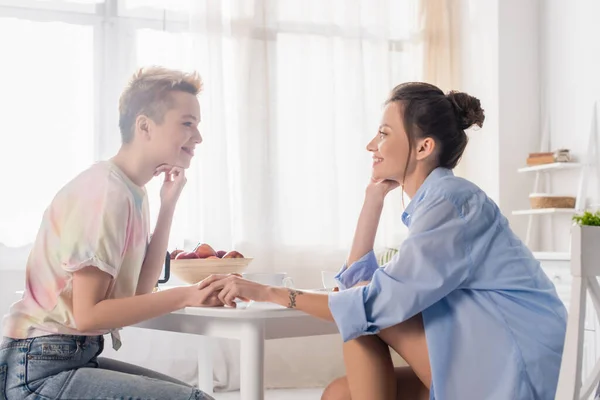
[328,194,473,342]
[334,251,380,290]
[59,181,131,278]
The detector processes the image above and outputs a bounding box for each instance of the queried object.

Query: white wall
[458,0,540,243]
[0,270,26,334]
[458,0,600,253]
[539,0,600,252]
[0,244,29,333]
[457,0,500,202]
[497,0,541,244]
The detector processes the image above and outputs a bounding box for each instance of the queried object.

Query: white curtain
[420,0,461,92]
[0,0,423,391]
[137,0,421,286]
[0,19,95,249]
[419,0,464,177]
[0,0,421,272]
[123,2,421,389]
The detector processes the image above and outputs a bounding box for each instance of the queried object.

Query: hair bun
[446,91,485,130]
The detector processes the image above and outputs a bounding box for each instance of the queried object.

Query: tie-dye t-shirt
[2,161,150,340]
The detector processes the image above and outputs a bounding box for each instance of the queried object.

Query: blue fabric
[328,167,567,399]
[0,334,212,399]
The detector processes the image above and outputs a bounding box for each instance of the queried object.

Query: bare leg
[322,367,428,400]
[378,313,431,389]
[322,313,430,400]
[342,334,396,400]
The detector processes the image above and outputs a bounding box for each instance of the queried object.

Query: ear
[415,137,436,160]
[135,115,152,140]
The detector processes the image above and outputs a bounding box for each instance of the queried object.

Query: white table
[133,302,339,400]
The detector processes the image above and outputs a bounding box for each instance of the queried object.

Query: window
[0,15,94,246]
[0,0,420,252]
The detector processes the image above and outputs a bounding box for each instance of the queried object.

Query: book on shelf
[526,149,571,166]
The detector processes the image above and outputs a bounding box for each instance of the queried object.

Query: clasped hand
[182,274,270,308]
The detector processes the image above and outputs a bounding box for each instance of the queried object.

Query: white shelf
[533,251,571,261]
[518,162,582,173]
[512,208,577,215]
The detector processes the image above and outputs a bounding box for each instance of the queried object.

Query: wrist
[363,193,385,208]
[159,202,177,216]
[176,286,191,308]
[266,286,287,306]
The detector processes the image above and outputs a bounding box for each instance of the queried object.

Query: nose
[193,129,203,144]
[366,136,377,152]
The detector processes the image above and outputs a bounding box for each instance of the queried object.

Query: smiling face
[366,102,413,183]
[140,91,202,169]
[118,67,204,170]
[366,101,438,190]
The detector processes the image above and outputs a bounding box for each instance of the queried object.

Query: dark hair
[385,82,485,170]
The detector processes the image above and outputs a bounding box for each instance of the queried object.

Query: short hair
[118,66,203,143]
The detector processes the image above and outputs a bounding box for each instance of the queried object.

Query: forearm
[266,287,334,321]
[347,195,384,267]
[137,205,175,294]
[77,287,187,332]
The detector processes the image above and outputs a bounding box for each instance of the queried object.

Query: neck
[110,145,154,187]
[402,164,437,199]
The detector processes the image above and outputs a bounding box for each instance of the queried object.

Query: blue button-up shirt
[329,168,567,400]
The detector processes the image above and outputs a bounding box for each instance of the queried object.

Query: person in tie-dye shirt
[0,67,216,399]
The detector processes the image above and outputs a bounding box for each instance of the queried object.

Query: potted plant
[554,211,600,398]
[572,210,600,227]
[571,210,600,278]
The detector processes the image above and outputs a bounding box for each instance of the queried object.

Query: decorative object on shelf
[512,101,599,260]
[526,148,571,166]
[529,194,576,209]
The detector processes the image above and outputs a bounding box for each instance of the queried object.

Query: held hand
[365,178,400,200]
[182,284,224,308]
[199,274,269,307]
[155,164,187,209]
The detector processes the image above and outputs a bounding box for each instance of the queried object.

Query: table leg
[197,336,214,396]
[240,320,265,400]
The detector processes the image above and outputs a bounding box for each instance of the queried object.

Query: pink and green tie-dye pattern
[2,161,150,343]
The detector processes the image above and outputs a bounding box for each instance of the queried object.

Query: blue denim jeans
[0,334,213,400]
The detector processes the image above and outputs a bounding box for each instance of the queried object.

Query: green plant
[377,247,398,266]
[572,210,600,226]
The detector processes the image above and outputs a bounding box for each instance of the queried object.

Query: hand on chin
[156,159,188,171]
[177,155,193,169]
[367,176,400,198]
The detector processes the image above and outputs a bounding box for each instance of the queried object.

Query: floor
[214,388,324,399]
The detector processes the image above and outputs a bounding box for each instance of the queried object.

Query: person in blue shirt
[201,82,568,400]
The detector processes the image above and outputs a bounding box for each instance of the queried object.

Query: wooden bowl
[529,194,576,209]
[170,258,253,284]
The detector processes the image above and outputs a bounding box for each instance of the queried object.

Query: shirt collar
[401,167,454,226]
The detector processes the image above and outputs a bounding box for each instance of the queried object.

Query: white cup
[321,270,338,290]
[242,272,294,288]
[239,272,294,309]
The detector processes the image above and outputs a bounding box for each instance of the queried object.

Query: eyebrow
[182,114,198,121]
[379,124,392,129]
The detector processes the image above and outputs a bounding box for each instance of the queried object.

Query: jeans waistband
[2,334,103,346]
